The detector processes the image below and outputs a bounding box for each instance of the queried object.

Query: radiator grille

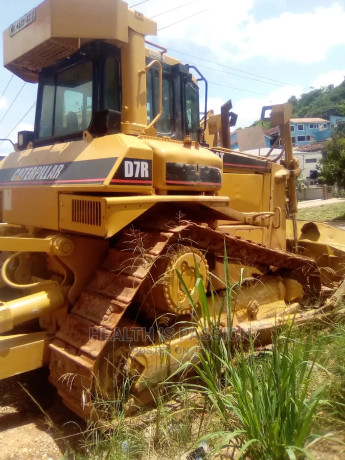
[71,199,102,227]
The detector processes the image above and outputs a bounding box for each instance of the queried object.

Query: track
[49,222,320,419]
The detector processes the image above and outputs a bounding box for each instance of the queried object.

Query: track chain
[49,222,320,418]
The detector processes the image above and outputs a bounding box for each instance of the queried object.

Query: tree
[335,121,345,137]
[319,136,345,187]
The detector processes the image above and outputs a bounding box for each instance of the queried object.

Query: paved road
[298,197,345,209]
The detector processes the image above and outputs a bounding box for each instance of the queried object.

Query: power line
[167,47,294,87]
[208,81,268,96]
[132,0,294,88]
[152,0,199,19]
[189,61,284,87]
[0,82,26,124]
[129,0,150,7]
[0,75,14,103]
[158,9,207,31]
[133,1,291,90]
[1,101,36,146]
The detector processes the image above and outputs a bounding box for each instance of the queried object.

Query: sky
[1,0,345,154]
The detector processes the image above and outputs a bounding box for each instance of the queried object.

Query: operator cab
[19,42,201,150]
[35,42,121,146]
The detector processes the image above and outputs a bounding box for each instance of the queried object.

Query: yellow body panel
[59,194,229,237]
[220,173,264,212]
[287,219,345,278]
[141,136,223,192]
[0,332,50,378]
[218,162,286,250]
[2,188,59,230]
[287,219,345,252]
[1,0,334,416]
[1,134,226,230]
[3,0,156,83]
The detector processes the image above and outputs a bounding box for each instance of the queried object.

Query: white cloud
[234,84,303,127]
[235,3,345,64]
[203,96,227,116]
[311,70,345,89]
[202,85,303,128]
[140,1,345,65]
[139,0,254,62]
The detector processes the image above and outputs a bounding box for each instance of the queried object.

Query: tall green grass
[176,250,327,459]
[71,250,334,459]
[211,329,326,459]
[313,320,345,422]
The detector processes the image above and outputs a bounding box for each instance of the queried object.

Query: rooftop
[294,141,327,152]
[290,118,329,123]
[263,127,279,136]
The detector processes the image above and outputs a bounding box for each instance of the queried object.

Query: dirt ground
[0,369,82,460]
[2,199,345,460]
[1,361,345,460]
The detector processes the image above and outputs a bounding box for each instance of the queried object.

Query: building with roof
[263,117,331,148]
[330,115,345,130]
[230,117,335,183]
[289,118,331,146]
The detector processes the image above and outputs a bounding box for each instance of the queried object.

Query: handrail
[145,40,167,57]
[188,65,208,142]
[139,60,162,133]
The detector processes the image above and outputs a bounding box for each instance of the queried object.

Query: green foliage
[314,321,345,421]
[252,120,271,129]
[225,330,325,460]
[335,121,345,137]
[252,82,345,126]
[193,326,326,459]
[319,137,345,187]
[289,81,345,119]
[176,256,326,459]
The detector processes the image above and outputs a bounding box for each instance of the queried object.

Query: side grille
[72,199,101,227]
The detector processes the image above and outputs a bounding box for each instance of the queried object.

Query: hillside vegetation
[288,81,345,119]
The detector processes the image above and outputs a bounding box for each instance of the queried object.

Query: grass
[72,310,345,460]
[297,202,345,222]
[40,251,345,460]
[200,328,327,459]
[313,319,345,422]
[75,389,223,459]
[175,258,328,459]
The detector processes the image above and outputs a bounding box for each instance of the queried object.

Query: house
[289,118,331,146]
[263,118,331,147]
[293,143,324,182]
[329,115,345,130]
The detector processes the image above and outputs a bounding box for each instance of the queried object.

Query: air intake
[72,199,101,227]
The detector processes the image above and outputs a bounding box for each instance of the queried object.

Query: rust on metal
[49,222,321,418]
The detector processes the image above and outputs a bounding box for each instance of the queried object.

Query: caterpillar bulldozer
[1,0,345,419]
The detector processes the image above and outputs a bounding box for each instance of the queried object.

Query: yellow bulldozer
[1,0,345,419]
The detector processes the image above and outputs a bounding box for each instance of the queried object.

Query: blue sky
[1,0,345,154]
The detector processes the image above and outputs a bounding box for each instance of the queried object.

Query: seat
[66,111,79,132]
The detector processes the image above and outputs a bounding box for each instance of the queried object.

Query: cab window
[185,81,199,140]
[104,56,121,111]
[38,60,93,139]
[147,70,174,135]
[54,61,93,137]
